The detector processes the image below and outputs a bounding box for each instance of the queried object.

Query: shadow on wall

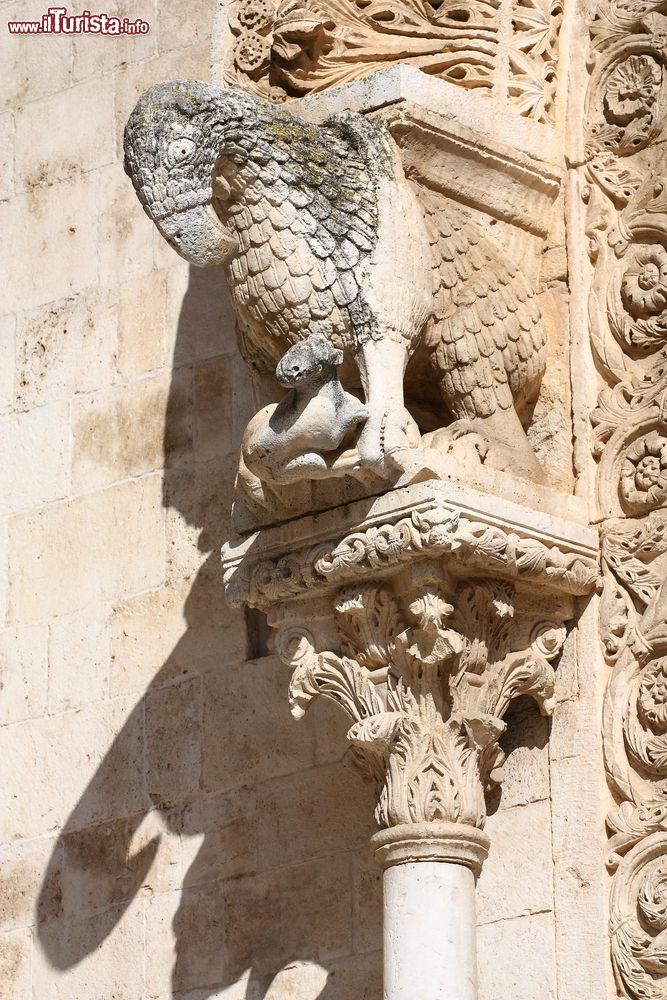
[35,266,381,999]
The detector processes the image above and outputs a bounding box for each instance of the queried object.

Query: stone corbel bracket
[383,101,561,241]
[223,479,598,873]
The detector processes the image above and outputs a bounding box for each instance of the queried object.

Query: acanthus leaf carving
[508,0,562,123]
[276,574,566,831]
[227,0,500,98]
[225,0,563,123]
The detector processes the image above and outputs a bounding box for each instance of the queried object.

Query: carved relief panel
[223,0,563,125]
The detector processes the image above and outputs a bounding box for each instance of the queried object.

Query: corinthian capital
[277,570,563,860]
[224,478,598,871]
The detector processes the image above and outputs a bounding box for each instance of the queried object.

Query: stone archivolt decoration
[224,0,563,124]
[586,2,667,996]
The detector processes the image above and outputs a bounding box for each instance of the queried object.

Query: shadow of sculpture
[36,265,380,999]
[486,695,551,818]
[35,266,555,998]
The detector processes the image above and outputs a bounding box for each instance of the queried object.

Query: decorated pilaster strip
[584,3,667,996]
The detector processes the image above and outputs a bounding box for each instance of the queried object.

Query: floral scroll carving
[227,497,598,610]
[277,574,564,830]
[586,2,667,996]
[224,0,563,123]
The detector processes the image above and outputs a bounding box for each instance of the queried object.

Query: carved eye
[167,137,195,165]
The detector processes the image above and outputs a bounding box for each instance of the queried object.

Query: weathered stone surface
[179,786,259,887]
[71,1,156,82]
[352,848,383,955]
[14,292,118,412]
[0,696,148,841]
[165,264,238,365]
[8,475,165,621]
[61,811,181,915]
[495,696,551,810]
[71,370,192,490]
[1,0,71,111]
[477,913,557,1000]
[0,519,7,629]
[0,314,16,417]
[117,269,167,378]
[0,622,49,725]
[201,656,317,795]
[0,926,32,1000]
[477,800,555,925]
[0,403,69,514]
[96,160,156,289]
[163,457,241,585]
[219,854,354,979]
[0,112,14,201]
[146,677,203,808]
[34,898,145,1000]
[15,78,114,192]
[255,762,376,868]
[48,608,110,714]
[0,837,62,931]
[110,583,190,696]
[0,173,99,314]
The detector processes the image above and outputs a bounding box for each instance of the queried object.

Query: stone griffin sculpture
[124,79,547,501]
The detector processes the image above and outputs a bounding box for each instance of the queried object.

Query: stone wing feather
[219,102,387,356]
[422,191,547,421]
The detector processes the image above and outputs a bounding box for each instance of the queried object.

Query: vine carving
[586,2,667,995]
[225,0,562,123]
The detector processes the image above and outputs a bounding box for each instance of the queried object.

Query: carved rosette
[585,3,667,996]
[224,481,597,869]
[224,0,562,124]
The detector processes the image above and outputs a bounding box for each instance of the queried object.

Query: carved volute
[222,480,598,868]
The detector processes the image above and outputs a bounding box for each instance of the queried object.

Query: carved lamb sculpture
[124,80,547,488]
[243,331,368,483]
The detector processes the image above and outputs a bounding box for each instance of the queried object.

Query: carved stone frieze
[223,0,563,124]
[586,3,667,996]
[222,480,599,610]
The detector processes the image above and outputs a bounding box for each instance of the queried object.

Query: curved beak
[156,204,238,267]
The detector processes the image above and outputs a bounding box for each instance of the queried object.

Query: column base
[371,821,490,876]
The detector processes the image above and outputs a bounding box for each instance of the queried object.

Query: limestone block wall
[0,2,607,998]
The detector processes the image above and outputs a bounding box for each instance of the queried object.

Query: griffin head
[124,80,259,267]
